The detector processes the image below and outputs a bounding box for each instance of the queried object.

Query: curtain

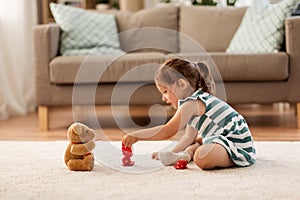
[0,0,37,120]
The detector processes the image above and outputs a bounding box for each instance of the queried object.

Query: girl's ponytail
[195,62,216,95]
[155,57,216,95]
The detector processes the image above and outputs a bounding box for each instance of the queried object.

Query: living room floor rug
[1,141,300,200]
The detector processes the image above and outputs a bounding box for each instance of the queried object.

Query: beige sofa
[33,6,300,131]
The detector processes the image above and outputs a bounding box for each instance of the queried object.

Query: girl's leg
[184,142,201,159]
[193,143,236,170]
[158,142,201,166]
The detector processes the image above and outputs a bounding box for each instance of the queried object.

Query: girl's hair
[155,57,216,94]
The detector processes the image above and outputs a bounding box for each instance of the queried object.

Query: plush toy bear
[64,122,96,171]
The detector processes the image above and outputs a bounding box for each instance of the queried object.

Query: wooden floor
[0,103,300,141]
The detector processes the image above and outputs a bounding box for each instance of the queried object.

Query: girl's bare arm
[130,100,204,141]
[171,125,198,153]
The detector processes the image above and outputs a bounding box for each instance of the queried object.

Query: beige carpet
[1,141,300,200]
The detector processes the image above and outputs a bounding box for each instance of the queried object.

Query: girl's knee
[193,143,235,170]
[193,145,215,170]
[194,158,212,170]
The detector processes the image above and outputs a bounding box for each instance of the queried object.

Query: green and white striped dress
[179,90,256,167]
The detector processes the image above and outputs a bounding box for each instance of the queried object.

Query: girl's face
[156,84,179,109]
[156,79,193,109]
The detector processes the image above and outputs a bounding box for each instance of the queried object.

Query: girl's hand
[195,136,203,145]
[152,152,159,160]
[122,135,138,147]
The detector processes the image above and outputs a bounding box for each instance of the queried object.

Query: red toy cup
[122,143,132,153]
[122,158,135,166]
[174,159,188,170]
[121,143,135,167]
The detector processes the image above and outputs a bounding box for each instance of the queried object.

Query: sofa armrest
[32,24,60,105]
[33,24,60,61]
[285,16,300,102]
[286,17,300,56]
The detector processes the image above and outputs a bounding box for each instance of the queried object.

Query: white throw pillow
[50,3,124,55]
[226,0,296,53]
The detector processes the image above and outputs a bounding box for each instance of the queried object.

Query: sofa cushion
[97,6,179,53]
[179,6,246,52]
[226,0,296,53]
[49,3,123,56]
[167,52,289,81]
[49,52,165,84]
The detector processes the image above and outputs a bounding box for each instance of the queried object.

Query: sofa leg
[297,103,300,129]
[38,106,49,131]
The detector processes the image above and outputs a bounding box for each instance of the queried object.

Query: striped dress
[179,90,256,167]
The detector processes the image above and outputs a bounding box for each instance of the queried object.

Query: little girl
[122,57,256,170]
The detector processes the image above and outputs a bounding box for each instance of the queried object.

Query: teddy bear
[64,122,96,171]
